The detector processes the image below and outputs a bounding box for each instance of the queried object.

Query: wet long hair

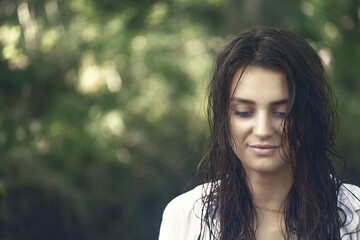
[197,27,345,239]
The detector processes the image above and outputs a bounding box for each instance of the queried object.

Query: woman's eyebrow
[230,97,255,105]
[270,99,289,106]
[230,97,289,106]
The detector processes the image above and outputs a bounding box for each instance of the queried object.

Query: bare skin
[229,66,294,239]
[249,171,293,240]
[255,210,285,240]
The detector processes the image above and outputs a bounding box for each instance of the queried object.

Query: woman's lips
[249,145,279,155]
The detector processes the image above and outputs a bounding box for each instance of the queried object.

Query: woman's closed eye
[273,111,287,118]
[234,111,287,118]
[234,111,254,117]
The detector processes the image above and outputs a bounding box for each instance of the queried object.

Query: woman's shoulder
[338,183,360,238]
[163,183,208,216]
[159,183,211,240]
[338,183,360,207]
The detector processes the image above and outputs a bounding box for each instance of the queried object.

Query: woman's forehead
[230,66,289,104]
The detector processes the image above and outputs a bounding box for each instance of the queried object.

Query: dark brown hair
[197,26,345,239]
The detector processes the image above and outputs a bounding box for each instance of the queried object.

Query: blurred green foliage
[0,0,359,239]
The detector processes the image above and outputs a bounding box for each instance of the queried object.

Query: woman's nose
[253,112,272,139]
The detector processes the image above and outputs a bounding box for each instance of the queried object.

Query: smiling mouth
[249,145,279,155]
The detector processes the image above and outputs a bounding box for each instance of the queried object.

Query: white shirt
[159,183,360,240]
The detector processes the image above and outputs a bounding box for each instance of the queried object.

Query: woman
[158,27,360,240]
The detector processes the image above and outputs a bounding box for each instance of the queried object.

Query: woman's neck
[246,167,293,211]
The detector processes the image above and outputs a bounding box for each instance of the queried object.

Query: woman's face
[229,66,291,177]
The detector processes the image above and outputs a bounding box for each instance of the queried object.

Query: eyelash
[234,111,254,117]
[234,111,287,118]
[273,112,287,118]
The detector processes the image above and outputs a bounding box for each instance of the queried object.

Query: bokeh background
[0,0,359,239]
